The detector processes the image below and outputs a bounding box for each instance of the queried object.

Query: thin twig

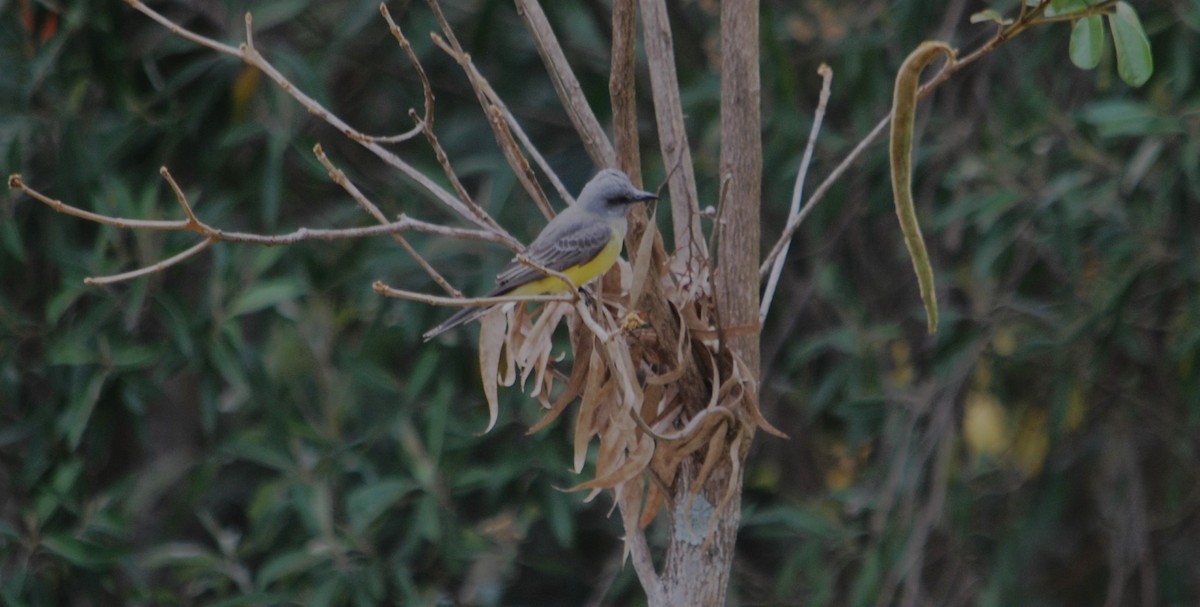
[123,0,517,247]
[15,169,484,286]
[514,0,617,169]
[638,0,703,264]
[160,166,201,227]
[514,254,583,299]
[356,3,436,146]
[427,3,556,220]
[314,144,463,296]
[10,173,187,231]
[382,2,497,232]
[373,281,572,306]
[758,110,888,277]
[9,175,510,245]
[354,122,426,145]
[86,238,217,286]
[759,64,833,322]
[491,99,574,206]
[488,103,556,219]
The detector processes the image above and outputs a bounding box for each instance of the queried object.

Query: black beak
[631,190,658,203]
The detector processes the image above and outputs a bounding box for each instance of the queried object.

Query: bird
[422,169,658,341]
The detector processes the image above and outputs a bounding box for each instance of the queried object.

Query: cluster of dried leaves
[476,230,785,540]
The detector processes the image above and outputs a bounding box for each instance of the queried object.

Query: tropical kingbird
[422,169,658,341]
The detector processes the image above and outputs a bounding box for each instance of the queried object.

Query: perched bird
[422,169,658,341]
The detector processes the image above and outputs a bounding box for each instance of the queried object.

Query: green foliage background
[2,0,1196,605]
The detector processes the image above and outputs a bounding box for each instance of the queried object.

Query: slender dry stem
[8,172,511,285]
[427,2,556,220]
[638,0,703,265]
[123,0,517,246]
[759,64,833,322]
[314,144,463,296]
[373,281,572,306]
[515,0,617,169]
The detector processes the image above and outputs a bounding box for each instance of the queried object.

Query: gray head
[575,169,658,217]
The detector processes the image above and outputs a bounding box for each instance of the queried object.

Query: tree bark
[659,0,761,605]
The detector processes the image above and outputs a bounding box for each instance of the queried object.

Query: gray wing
[492,215,614,294]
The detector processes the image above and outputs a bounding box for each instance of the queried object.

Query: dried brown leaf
[628,212,659,308]
[640,383,664,427]
[478,308,508,434]
[615,476,645,558]
[730,352,788,438]
[568,432,654,492]
[527,329,593,434]
[650,385,682,430]
[573,350,610,473]
[640,480,667,528]
[703,430,745,549]
[517,302,568,391]
[494,306,519,390]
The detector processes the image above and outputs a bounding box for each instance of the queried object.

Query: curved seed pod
[890,40,955,335]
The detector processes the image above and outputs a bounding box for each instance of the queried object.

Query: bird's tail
[421,306,493,342]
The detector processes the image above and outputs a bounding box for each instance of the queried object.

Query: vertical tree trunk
[715,1,763,374]
[660,0,761,604]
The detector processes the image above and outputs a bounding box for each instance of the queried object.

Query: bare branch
[354,122,426,145]
[492,101,575,207]
[14,167,499,286]
[123,0,518,246]
[9,173,187,231]
[376,3,435,143]
[314,144,464,296]
[428,3,556,221]
[759,115,888,277]
[515,0,617,169]
[160,166,200,226]
[609,0,641,182]
[638,0,703,265]
[10,175,516,247]
[618,486,667,605]
[487,104,557,221]
[759,64,833,323]
[85,238,216,286]
[373,281,572,306]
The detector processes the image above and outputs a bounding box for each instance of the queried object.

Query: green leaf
[223,433,295,472]
[229,278,306,317]
[61,372,107,450]
[41,533,121,569]
[139,542,223,569]
[346,479,414,535]
[1080,99,1181,137]
[1045,0,1089,17]
[1070,15,1105,70]
[257,550,329,588]
[1107,2,1154,87]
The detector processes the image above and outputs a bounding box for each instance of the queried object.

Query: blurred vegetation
[1,0,1196,605]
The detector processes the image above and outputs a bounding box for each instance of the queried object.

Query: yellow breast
[508,228,622,296]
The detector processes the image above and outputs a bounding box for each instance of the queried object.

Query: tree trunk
[659,0,761,604]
